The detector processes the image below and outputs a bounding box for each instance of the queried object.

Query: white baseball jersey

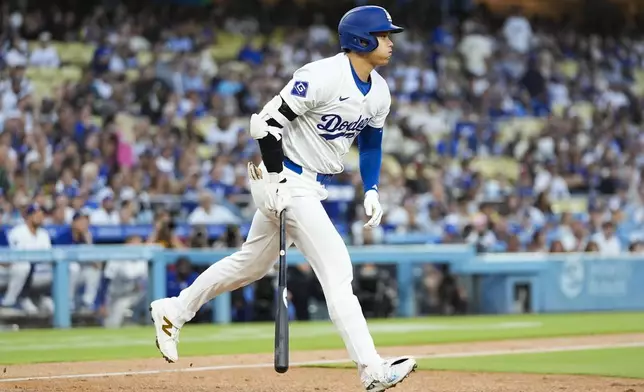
[279,53,391,175]
[104,259,148,297]
[7,224,52,275]
[7,224,52,251]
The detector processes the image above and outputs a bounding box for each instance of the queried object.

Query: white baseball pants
[1,262,80,308]
[174,163,382,368]
[104,290,146,328]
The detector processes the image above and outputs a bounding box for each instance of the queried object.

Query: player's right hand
[363,189,383,228]
[248,162,291,218]
[250,113,283,141]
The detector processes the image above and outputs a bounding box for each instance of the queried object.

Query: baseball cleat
[149,298,184,363]
[361,356,417,391]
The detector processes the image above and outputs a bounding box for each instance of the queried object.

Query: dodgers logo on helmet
[316,114,372,140]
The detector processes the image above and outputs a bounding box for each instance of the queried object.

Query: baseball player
[99,235,149,328]
[53,209,101,313]
[151,6,416,391]
[0,203,79,314]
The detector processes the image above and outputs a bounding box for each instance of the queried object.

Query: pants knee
[244,259,275,282]
[0,265,7,290]
[69,262,81,277]
[229,245,278,282]
[9,262,31,278]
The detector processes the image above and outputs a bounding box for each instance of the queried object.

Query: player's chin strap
[250,95,295,141]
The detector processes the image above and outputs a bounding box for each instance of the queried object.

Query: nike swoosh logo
[339,96,349,101]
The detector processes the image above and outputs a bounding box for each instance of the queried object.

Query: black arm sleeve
[257,96,298,173]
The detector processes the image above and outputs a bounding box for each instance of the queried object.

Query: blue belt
[284,157,333,185]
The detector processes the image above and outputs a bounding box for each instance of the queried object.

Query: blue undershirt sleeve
[356,126,383,193]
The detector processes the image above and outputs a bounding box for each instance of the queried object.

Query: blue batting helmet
[338,6,404,53]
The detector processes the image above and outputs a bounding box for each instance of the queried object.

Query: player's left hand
[363,189,383,228]
[248,162,291,218]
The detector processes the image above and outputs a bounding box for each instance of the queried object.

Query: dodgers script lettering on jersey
[279,53,392,175]
[316,114,372,140]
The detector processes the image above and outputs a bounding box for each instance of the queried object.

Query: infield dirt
[3,333,644,392]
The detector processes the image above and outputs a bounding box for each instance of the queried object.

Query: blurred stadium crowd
[1,0,644,325]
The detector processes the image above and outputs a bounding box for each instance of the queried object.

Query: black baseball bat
[274,209,289,373]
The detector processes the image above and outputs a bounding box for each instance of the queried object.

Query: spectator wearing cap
[90,189,121,225]
[28,32,60,68]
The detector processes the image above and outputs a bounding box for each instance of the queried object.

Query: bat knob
[275,365,289,374]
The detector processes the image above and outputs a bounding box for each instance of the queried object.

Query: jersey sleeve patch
[290,81,309,98]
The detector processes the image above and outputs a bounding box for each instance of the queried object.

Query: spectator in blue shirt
[166,257,198,299]
[53,210,92,246]
[237,37,264,66]
[91,36,113,75]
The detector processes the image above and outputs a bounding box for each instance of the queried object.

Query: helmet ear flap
[346,32,377,53]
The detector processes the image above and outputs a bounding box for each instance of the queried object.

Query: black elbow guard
[258,134,284,173]
[256,96,298,173]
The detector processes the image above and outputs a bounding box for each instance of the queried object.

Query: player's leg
[104,292,144,328]
[0,262,32,310]
[30,264,55,315]
[287,196,415,391]
[0,264,8,295]
[68,262,81,312]
[79,263,103,311]
[150,209,292,362]
[103,295,127,328]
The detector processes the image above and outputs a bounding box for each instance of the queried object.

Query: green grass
[414,347,644,379]
[1,312,643,365]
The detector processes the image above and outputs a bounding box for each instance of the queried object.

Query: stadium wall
[1,245,643,329]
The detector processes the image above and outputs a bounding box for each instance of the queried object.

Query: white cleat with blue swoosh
[361,356,417,391]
